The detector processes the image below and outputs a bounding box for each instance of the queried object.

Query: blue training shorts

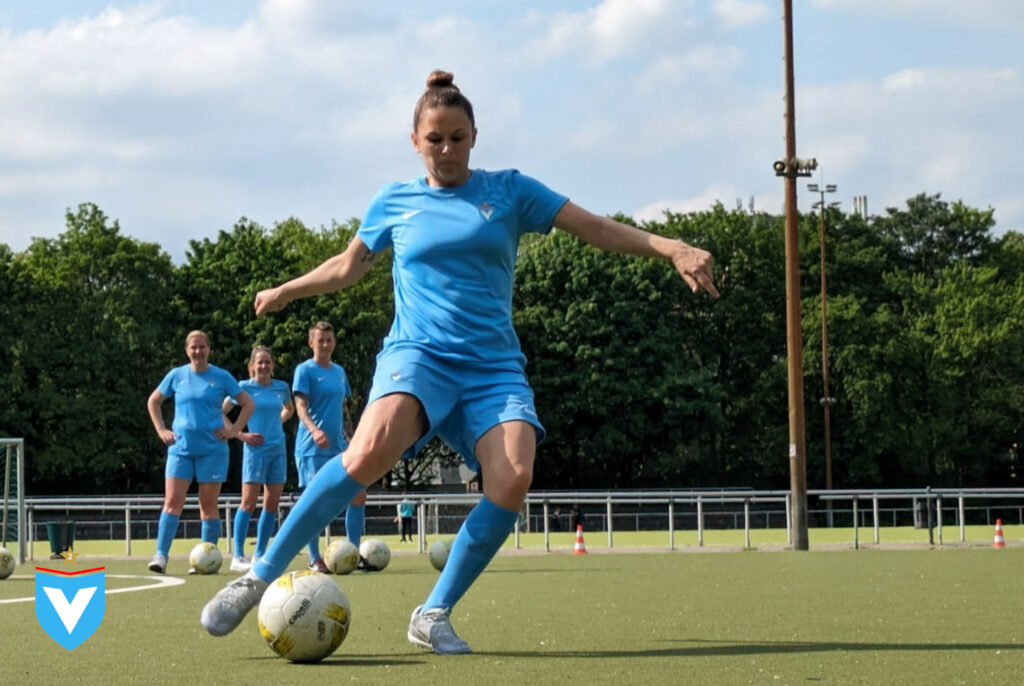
[296,454,333,489]
[242,449,287,485]
[165,453,228,483]
[366,346,545,472]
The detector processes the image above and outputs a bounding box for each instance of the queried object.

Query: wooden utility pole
[779,0,810,550]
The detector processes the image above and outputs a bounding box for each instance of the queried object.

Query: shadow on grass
[244,654,429,666]
[477,638,1024,659]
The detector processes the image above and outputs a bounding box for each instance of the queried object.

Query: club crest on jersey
[478,202,495,221]
[35,566,106,650]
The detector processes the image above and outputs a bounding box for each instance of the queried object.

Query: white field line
[0,573,186,604]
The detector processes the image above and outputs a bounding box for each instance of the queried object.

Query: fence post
[852,496,859,549]
[936,495,943,545]
[27,506,34,562]
[872,495,880,544]
[542,500,550,553]
[125,504,131,556]
[668,498,675,551]
[958,494,966,543]
[697,497,704,547]
[606,497,613,549]
[743,499,751,550]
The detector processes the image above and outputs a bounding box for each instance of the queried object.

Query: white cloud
[639,45,744,89]
[712,0,771,31]
[810,0,1024,33]
[525,0,695,64]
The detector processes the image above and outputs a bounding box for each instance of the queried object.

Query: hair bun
[426,69,457,90]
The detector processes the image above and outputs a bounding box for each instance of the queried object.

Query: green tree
[16,204,177,493]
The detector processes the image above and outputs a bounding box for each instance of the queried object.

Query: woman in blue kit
[224,345,294,573]
[202,70,718,650]
[147,330,255,574]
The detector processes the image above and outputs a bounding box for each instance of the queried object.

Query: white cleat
[229,556,252,573]
[407,605,472,654]
[147,553,167,575]
[200,571,269,637]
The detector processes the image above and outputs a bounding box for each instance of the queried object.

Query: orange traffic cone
[573,524,588,555]
[993,519,1006,549]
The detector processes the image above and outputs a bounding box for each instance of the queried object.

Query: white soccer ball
[0,546,15,580]
[324,539,360,575]
[358,538,390,571]
[258,570,352,663]
[189,542,223,574]
[428,539,451,572]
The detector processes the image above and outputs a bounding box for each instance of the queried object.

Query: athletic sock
[346,503,365,548]
[201,518,221,545]
[422,496,517,611]
[253,458,364,583]
[233,510,252,558]
[306,536,322,564]
[254,509,277,558]
[155,512,180,557]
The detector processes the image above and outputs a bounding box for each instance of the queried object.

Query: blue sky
[1,0,1021,262]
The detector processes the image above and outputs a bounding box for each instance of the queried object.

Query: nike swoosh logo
[402,210,422,220]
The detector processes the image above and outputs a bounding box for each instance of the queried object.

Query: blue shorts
[165,453,228,483]
[296,454,334,489]
[366,346,545,472]
[242,449,287,485]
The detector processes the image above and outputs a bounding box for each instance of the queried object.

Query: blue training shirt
[292,359,351,459]
[357,169,568,369]
[156,364,241,458]
[236,378,291,460]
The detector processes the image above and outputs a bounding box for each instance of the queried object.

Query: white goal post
[1,438,26,564]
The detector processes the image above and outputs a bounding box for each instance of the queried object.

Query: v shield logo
[35,566,106,651]
[42,586,97,632]
[478,202,495,221]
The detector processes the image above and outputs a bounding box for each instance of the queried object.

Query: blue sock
[155,512,179,557]
[233,510,252,558]
[253,458,364,583]
[306,535,322,563]
[422,497,517,611]
[254,509,277,558]
[201,519,220,545]
[346,504,365,548]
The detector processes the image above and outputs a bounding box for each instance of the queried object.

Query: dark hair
[413,69,475,131]
[308,320,335,338]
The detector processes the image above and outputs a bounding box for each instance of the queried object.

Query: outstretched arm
[553,201,719,298]
[254,236,382,316]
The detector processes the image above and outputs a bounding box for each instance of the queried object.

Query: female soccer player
[147,330,254,574]
[202,70,717,651]
[224,345,294,572]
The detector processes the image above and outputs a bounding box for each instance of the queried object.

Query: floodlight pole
[780,0,809,551]
[809,180,840,527]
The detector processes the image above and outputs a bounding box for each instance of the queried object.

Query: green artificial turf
[2,544,1021,685]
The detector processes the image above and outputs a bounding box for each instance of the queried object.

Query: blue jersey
[236,378,291,460]
[357,169,568,370]
[156,364,241,458]
[292,359,351,458]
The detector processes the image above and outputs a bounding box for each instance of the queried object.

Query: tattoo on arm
[359,246,378,264]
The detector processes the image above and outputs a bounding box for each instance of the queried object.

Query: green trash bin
[46,521,75,560]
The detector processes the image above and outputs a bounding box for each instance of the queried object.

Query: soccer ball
[428,539,451,572]
[358,538,390,571]
[189,542,223,574]
[0,546,15,580]
[258,570,352,663]
[324,539,359,575]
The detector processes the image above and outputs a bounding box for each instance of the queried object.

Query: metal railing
[17,487,1024,560]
